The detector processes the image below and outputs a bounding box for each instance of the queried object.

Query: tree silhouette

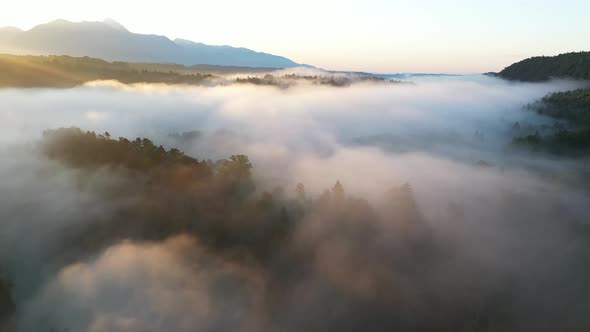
[295,183,306,201]
[332,180,345,201]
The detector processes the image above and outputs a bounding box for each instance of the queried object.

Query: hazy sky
[1,0,589,73]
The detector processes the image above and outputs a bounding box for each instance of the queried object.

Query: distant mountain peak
[0,18,303,68]
[174,38,202,46]
[32,18,128,32]
[0,26,23,33]
[102,18,128,32]
[48,19,72,25]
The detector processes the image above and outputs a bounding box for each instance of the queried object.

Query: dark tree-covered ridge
[500,52,590,152]
[0,275,14,330]
[235,73,399,88]
[537,88,590,125]
[498,51,590,82]
[0,54,214,88]
[40,128,288,259]
[511,88,590,153]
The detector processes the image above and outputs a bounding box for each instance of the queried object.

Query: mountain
[0,27,23,44]
[0,19,301,68]
[501,52,590,153]
[498,51,590,82]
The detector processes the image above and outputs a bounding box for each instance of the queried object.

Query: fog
[2,76,587,201]
[1,76,589,331]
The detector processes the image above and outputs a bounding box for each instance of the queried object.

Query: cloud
[1,76,590,331]
[20,236,267,332]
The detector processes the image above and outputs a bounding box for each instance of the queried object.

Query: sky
[1,0,589,73]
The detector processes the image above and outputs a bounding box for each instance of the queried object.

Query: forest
[2,127,590,331]
[0,54,397,89]
[536,88,590,125]
[512,88,590,153]
[1,50,590,332]
[0,276,14,331]
[498,51,590,82]
[499,53,590,152]
[235,74,397,88]
[0,54,214,88]
[2,3,590,330]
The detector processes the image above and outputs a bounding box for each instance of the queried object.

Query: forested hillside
[0,276,14,331]
[0,54,213,88]
[0,54,395,89]
[3,127,589,331]
[499,52,590,152]
[39,127,424,261]
[512,88,590,153]
[537,88,590,125]
[498,52,590,81]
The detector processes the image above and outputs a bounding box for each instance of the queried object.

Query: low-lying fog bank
[1,76,589,332]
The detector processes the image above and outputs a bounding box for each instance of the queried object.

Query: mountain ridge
[498,51,590,82]
[0,18,302,68]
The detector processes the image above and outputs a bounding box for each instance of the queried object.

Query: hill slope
[0,54,214,88]
[0,19,300,68]
[503,53,590,153]
[498,52,590,82]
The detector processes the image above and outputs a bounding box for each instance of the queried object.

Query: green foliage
[498,51,590,81]
[38,127,439,265]
[552,128,590,149]
[218,155,256,198]
[219,155,253,179]
[40,128,284,259]
[0,54,214,88]
[512,132,541,147]
[42,127,210,175]
[235,73,396,88]
[0,275,15,324]
[537,88,590,125]
[512,128,590,153]
[513,88,590,153]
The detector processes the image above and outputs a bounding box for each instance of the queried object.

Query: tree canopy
[0,54,214,88]
[498,51,590,82]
